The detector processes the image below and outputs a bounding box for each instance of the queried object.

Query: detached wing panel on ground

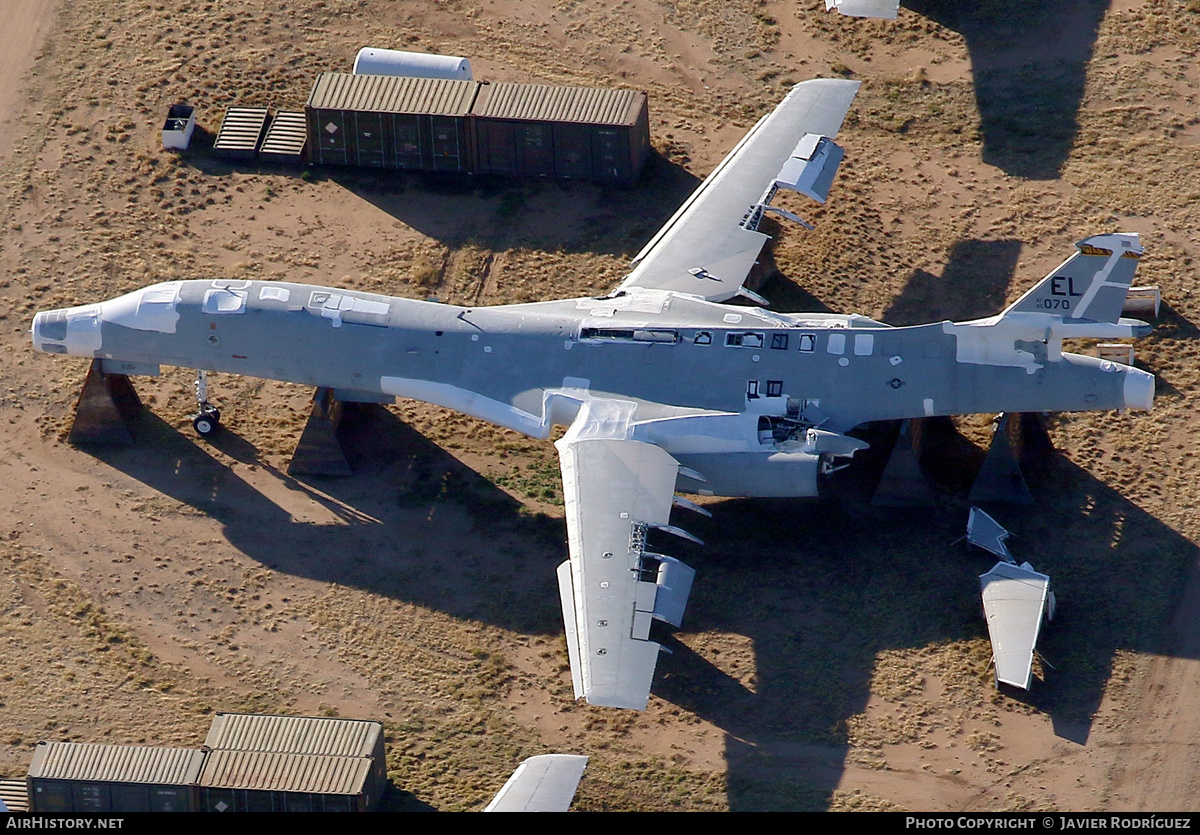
[980,561,1054,690]
[555,417,695,710]
[826,0,900,19]
[483,754,588,812]
[617,79,860,302]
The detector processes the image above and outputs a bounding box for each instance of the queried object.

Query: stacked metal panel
[0,778,30,812]
[258,111,308,163]
[197,713,387,812]
[471,82,650,183]
[212,107,270,160]
[204,712,384,757]
[26,742,203,813]
[197,751,376,812]
[306,72,477,172]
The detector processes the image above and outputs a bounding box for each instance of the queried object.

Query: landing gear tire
[192,410,220,437]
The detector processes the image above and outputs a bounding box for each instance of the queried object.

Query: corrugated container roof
[204,713,381,757]
[198,750,373,795]
[472,82,644,126]
[307,72,478,116]
[28,742,204,786]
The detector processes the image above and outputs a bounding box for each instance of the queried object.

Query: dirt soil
[2,0,1200,813]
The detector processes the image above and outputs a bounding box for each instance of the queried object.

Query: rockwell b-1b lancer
[32,79,1155,709]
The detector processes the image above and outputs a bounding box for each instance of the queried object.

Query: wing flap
[648,554,695,627]
[617,79,860,302]
[555,426,696,710]
[775,134,846,203]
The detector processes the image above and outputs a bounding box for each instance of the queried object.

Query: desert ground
[1,0,1199,813]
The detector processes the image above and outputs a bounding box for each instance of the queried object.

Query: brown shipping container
[202,713,387,811]
[471,82,650,183]
[197,750,378,812]
[306,72,477,172]
[27,742,203,813]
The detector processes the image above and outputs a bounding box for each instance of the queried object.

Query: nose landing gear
[191,370,221,437]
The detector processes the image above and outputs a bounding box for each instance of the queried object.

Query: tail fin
[1004,233,1143,324]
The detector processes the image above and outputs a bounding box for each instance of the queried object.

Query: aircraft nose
[31,304,103,357]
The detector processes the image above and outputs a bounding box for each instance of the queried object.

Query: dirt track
[1,0,1199,812]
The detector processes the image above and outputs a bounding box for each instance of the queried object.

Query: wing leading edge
[555,404,698,710]
[618,78,860,303]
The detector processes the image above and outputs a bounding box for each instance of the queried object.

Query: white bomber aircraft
[32,79,1155,709]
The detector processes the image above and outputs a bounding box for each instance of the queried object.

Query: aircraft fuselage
[32,278,1153,497]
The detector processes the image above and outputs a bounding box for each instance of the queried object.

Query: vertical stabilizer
[1004,233,1143,324]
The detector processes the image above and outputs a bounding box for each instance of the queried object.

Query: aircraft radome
[31,79,1155,710]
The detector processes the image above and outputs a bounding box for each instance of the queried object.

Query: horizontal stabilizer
[967,506,1013,561]
[980,561,1054,690]
[483,754,589,812]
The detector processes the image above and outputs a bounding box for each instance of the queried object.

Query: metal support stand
[1012,411,1054,465]
[68,359,142,445]
[287,387,353,477]
[968,413,1034,505]
[872,418,937,506]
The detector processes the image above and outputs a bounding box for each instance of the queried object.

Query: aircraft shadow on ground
[651,440,1195,809]
[883,238,1023,325]
[84,404,568,635]
[903,0,1110,180]
[324,149,699,257]
[83,398,1196,810]
[175,140,700,261]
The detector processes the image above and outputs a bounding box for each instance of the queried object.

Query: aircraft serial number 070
[1036,298,1072,310]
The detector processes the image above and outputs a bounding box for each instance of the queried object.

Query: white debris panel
[980,561,1054,690]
